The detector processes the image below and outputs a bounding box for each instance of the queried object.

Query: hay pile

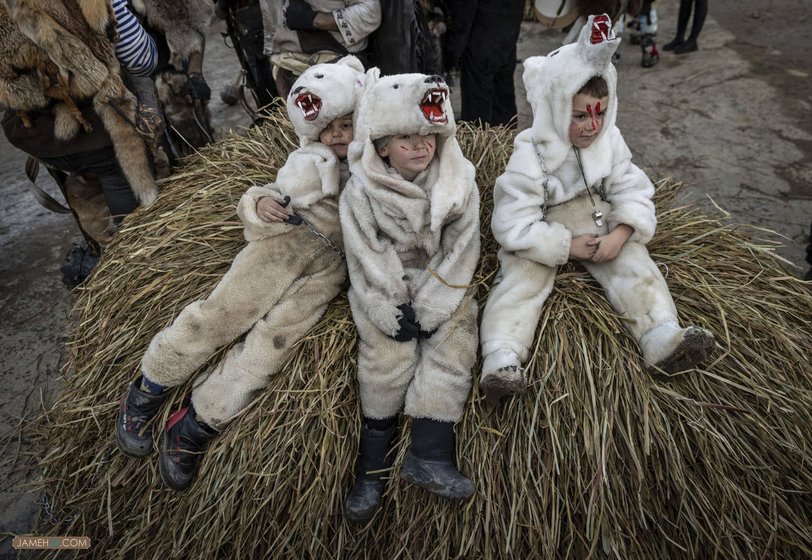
[31,114,812,559]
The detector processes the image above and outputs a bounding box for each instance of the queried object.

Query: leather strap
[24,156,71,214]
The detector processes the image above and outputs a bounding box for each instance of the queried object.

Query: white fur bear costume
[339,71,480,423]
[139,56,365,428]
[479,15,714,398]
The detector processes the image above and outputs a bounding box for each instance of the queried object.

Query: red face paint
[586,104,598,131]
[425,141,434,151]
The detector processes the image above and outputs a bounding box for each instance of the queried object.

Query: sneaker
[116,378,169,458]
[158,404,217,491]
[641,35,660,68]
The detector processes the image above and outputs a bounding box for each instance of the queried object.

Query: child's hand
[588,224,633,263]
[570,234,599,260]
[256,196,290,223]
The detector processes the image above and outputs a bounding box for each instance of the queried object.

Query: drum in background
[534,0,579,29]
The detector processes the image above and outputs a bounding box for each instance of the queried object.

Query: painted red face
[377,133,437,181]
[569,93,608,149]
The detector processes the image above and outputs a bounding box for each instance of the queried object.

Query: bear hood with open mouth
[286,55,366,145]
[522,13,620,171]
[349,69,474,232]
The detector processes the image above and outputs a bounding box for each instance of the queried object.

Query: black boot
[344,420,398,524]
[116,377,169,458]
[400,418,474,500]
[158,403,217,491]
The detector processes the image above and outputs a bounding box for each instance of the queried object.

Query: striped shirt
[112,0,157,76]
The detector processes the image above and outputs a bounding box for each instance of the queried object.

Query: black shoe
[61,242,100,289]
[400,418,474,500]
[344,421,398,524]
[158,403,216,491]
[674,39,698,54]
[662,37,685,51]
[116,377,169,458]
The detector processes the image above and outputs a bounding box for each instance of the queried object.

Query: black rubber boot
[344,421,398,524]
[116,377,169,458]
[400,418,474,500]
[158,403,217,491]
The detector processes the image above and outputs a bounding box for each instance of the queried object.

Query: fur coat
[340,69,480,336]
[491,15,655,268]
[0,0,157,204]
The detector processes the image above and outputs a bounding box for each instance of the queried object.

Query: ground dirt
[1,1,810,556]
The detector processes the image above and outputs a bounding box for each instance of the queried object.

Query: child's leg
[140,239,306,388]
[404,289,479,422]
[479,250,557,384]
[348,288,419,420]
[584,241,714,371]
[190,256,346,428]
[398,290,478,500]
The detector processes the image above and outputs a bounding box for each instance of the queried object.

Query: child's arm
[237,185,297,242]
[603,130,657,245]
[587,224,633,263]
[491,144,573,267]
[411,187,480,333]
[340,183,411,338]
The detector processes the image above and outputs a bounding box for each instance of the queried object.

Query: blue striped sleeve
[112,0,157,76]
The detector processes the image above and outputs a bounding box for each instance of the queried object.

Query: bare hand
[588,224,633,263]
[256,196,290,223]
[569,234,598,260]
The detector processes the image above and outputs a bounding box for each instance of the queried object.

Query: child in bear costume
[478,15,715,403]
[339,71,480,522]
[116,56,365,491]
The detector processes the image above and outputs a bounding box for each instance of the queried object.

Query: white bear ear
[365,67,380,86]
[522,56,545,85]
[337,55,365,74]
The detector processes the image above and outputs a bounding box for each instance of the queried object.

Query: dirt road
[1,1,810,554]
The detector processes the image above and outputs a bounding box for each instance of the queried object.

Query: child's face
[319,115,354,159]
[569,93,609,149]
[377,133,437,181]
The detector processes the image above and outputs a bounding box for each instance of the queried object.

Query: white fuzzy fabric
[341,71,480,336]
[492,14,656,269]
[481,16,712,376]
[286,55,366,143]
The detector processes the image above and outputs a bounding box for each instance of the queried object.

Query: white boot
[640,322,715,373]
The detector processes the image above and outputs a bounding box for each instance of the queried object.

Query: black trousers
[457,0,525,126]
[42,146,138,225]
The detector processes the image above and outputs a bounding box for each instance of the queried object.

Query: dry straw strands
[29,115,812,559]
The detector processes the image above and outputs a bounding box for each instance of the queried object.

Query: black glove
[185,73,211,101]
[285,0,318,31]
[419,327,436,339]
[393,303,421,342]
[279,196,303,225]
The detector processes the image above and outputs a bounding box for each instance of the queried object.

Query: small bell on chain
[592,209,604,227]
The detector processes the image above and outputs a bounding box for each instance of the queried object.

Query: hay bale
[30,114,812,559]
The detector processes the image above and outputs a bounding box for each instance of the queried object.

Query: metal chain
[298,215,345,261]
[532,142,551,217]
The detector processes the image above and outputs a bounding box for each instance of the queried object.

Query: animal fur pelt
[131,0,214,154]
[0,0,158,205]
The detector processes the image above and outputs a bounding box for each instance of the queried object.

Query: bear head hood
[286,55,366,146]
[522,14,620,169]
[350,69,475,231]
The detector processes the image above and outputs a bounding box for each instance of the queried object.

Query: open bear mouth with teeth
[420,88,449,124]
[295,91,322,121]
